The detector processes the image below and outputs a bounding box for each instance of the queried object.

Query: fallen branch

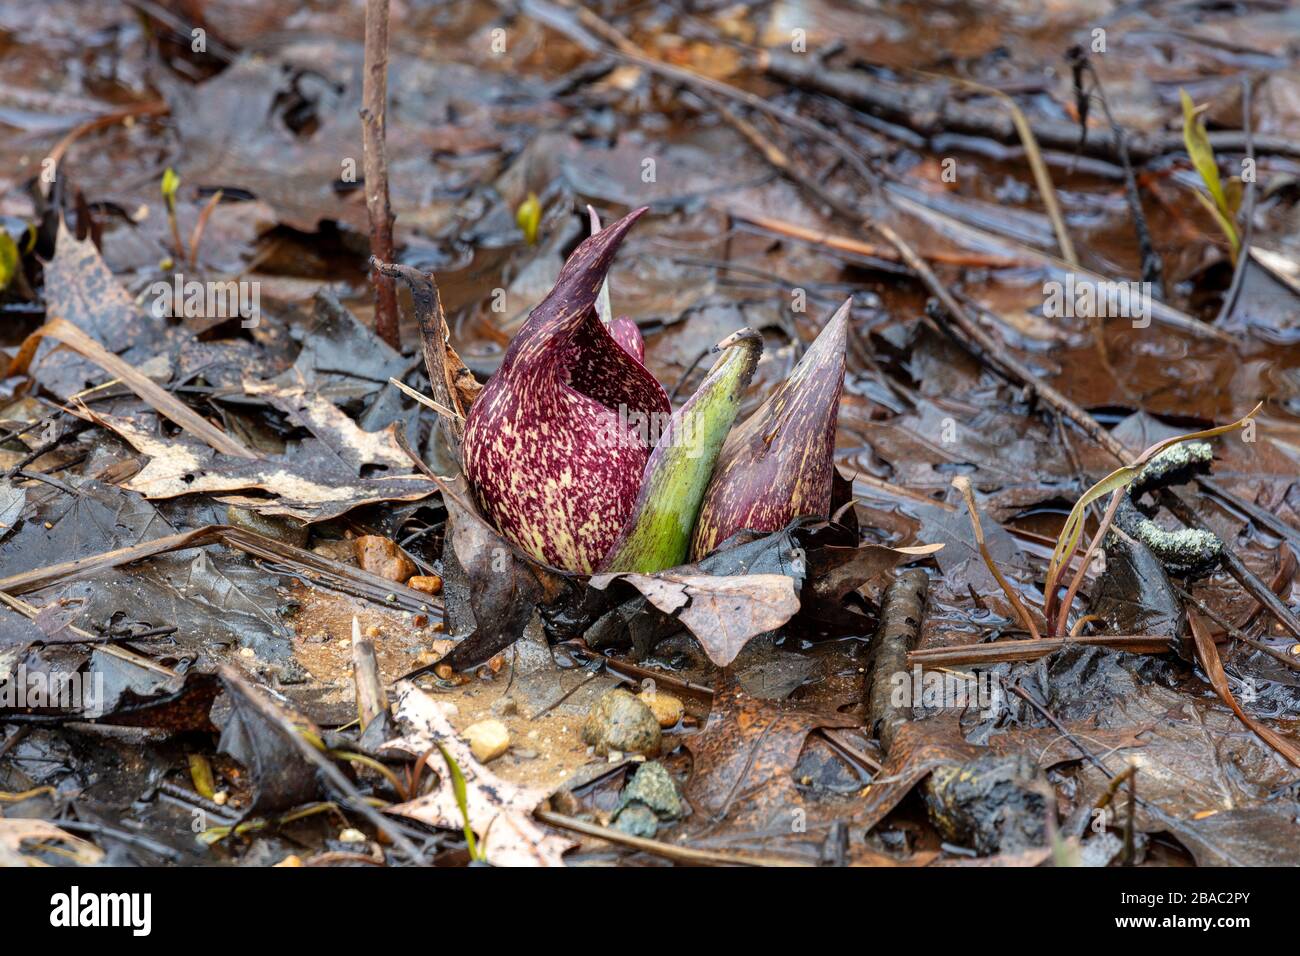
[885,190,1231,343]
[867,568,929,755]
[907,634,1172,667]
[0,525,444,618]
[761,49,1300,163]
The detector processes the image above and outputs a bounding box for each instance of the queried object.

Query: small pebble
[617,761,683,822]
[639,689,685,728]
[582,689,661,757]
[613,803,659,838]
[408,574,443,595]
[338,828,367,844]
[463,718,510,763]
[354,534,416,584]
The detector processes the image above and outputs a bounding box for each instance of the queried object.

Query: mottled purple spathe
[690,299,851,559]
[609,316,644,362]
[461,208,671,573]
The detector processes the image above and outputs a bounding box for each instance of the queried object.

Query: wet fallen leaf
[590,570,799,667]
[854,711,1146,834]
[383,683,573,866]
[83,408,435,521]
[218,667,324,814]
[0,818,104,867]
[685,677,856,822]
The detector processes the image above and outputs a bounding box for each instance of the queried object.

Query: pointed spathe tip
[555,206,647,287]
[829,297,853,327]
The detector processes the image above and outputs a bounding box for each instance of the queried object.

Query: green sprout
[1180,89,1241,264]
[0,230,18,291]
[161,167,185,266]
[516,192,541,246]
[436,742,484,863]
[1044,404,1260,636]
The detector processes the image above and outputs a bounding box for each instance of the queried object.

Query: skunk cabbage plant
[462,208,668,573]
[460,206,849,575]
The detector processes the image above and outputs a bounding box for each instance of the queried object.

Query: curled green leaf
[1180,89,1239,261]
[601,328,763,574]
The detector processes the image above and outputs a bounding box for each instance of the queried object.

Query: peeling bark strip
[461,208,670,573]
[370,258,480,443]
[691,299,850,559]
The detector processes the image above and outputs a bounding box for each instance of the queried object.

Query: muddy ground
[2,0,1300,867]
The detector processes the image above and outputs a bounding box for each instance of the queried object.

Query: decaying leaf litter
[2,0,1300,867]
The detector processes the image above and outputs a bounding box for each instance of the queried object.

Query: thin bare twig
[534,809,812,867]
[1055,490,1124,638]
[362,0,399,349]
[952,476,1041,640]
[187,189,224,270]
[916,71,1076,266]
[907,634,1171,667]
[352,618,388,732]
[1068,48,1164,299]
